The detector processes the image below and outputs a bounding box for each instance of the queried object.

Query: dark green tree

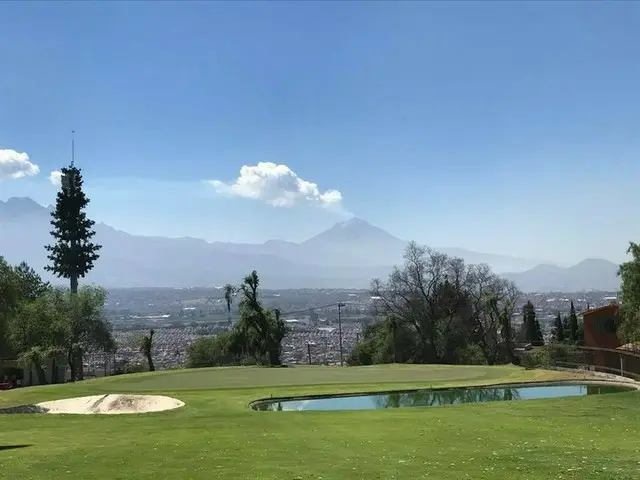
[186,271,288,368]
[569,300,578,344]
[223,284,236,326]
[138,329,155,372]
[234,271,287,365]
[13,262,50,301]
[522,301,538,344]
[618,242,640,342]
[352,243,521,367]
[553,311,565,343]
[45,163,101,294]
[534,316,544,345]
[495,300,517,364]
[562,315,570,341]
[186,332,240,367]
[0,258,52,376]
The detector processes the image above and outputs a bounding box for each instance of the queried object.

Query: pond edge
[248,378,640,411]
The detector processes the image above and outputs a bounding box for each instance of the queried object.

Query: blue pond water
[252,383,633,411]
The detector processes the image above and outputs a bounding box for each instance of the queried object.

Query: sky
[1,1,639,264]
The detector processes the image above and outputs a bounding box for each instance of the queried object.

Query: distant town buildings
[90,288,621,374]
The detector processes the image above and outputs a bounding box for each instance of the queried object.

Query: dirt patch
[0,394,185,415]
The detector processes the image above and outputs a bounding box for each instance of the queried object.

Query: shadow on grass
[0,445,32,451]
[0,404,49,414]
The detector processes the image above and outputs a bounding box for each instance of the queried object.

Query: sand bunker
[0,394,185,415]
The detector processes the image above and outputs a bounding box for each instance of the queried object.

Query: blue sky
[1,1,639,264]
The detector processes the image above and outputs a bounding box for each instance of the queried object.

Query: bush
[455,344,487,365]
[545,343,580,363]
[520,348,551,369]
[186,332,240,368]
[347,341,375,366]
[122,361,147,374]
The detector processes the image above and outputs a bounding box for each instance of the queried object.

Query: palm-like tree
[223,284,236,326]
[18,346,47,385]
[138,329,155,372]
[44,346,66,384]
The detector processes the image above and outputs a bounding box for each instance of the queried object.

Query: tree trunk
[146,353,155,372]
[268,346,280,366]
[68,349,76,382]
[77,352,84,380]
[391,323,397,363]
[70,274,78,294]
[34,363,47,385]
[51,357,58,384]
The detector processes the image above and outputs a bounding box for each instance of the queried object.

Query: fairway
[1,365,639,480]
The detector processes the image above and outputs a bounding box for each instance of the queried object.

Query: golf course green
[1,364,639,480]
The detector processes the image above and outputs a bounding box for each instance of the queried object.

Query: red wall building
[582,304,621,367]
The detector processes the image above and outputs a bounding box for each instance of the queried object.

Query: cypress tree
[534,317,544,345]
[45,163,101,294]
[522,301,537,344]
[569,301,578,344]
[553,311,565,343]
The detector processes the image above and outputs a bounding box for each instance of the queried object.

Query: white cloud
[208,162,346,211]
[0,149,40,180]
[49,170,62,186]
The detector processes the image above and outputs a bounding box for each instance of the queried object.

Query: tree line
[550,300,583,345]
[345,243,593,368]
[185,241,595,370]
[1,163,115,384]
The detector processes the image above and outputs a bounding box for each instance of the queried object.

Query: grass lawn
[1,364,639,480]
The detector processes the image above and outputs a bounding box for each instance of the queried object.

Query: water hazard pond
[252,383,635,411]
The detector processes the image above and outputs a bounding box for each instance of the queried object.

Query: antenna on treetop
[71,130,75,167]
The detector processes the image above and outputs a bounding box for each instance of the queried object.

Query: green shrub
[545,343,580,363]
[520,348,551,369]
[346,341,375,366]
[455,344,487,365]
[186,332,241,368]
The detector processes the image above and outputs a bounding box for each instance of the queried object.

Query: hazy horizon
[0,196,607,266]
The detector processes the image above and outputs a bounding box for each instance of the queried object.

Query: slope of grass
[0,365,638,480]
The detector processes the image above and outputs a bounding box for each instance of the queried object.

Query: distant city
[83,287,620,376]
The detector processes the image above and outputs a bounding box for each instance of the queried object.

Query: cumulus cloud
[208,162,346,212]
[49,170,63,186]
[0,149,40,180]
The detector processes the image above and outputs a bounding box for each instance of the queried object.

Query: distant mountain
[299,217,407,266]
[0,196,51,221]
[207,216,545,271]
[502,258,621,292]
[0,196,612,291]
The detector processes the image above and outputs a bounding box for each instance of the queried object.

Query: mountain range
[0,197,621,292]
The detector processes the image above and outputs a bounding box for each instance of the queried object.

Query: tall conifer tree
[45,161,101,294]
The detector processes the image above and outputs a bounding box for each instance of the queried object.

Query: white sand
[0,394,185,415]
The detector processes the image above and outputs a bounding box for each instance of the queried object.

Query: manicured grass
[0,365,639,480]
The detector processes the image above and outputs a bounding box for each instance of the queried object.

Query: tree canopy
[45,163,101,293]
[0,257,115,384]
[618,242,640,342]
[187,270,288,368]
[349,242,521,366]
[137,329,155,372]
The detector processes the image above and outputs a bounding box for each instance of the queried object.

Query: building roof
[581,304,619,317]
[618,343,640,353]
